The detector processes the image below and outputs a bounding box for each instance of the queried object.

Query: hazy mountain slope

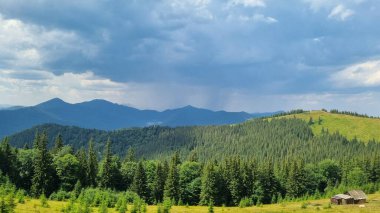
[0,98,277,138]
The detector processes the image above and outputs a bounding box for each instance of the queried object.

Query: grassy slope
[15,193,380,213]
[273,110,380,143]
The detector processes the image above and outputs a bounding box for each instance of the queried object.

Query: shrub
[323,203,332,209]
[50,190,71,201]
[16,190,25,204]
[99,199,108,213]
[208,200,214,213]
[239,197,253,208]
[163,198,172,213]
[131,196,147,213]
[301,202,308,209]
[40,194,49,208]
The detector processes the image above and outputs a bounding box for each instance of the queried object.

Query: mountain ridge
[0,98,278,138]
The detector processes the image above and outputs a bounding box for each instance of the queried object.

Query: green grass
[271,110,380,143]
[14,193,380,213]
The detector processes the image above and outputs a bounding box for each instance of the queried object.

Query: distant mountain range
[0,98,279,138]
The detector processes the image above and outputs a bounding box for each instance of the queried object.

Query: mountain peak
[36,98,68,107]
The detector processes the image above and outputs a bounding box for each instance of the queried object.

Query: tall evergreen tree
[31,132,55,196]
[124,147,136,162]
[256,162,278,204]
[226,157,243,205]
[76,147,87,186]
[200,162,219,206]
[99,138,112,188]
[152,162,166,203]
[0,137,18,181]
[164,154,180,203]
[286,161,307,198]
[131,161,149,201]
[87,139,98,187]
[52,134,64,154]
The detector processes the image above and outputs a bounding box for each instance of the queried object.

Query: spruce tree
[227,157,243,205]
[200,162,218,206]
[87,138,98,187]
[76,147,88,186]
[52,134,63,154]
[286,161,307,198]
[152,162,166,203]
[131,161,149,201]
[125,147,136,162]
[0,137,18,181]
[31,131,55,196]
[99,138,112,188]
[164,154,180,203]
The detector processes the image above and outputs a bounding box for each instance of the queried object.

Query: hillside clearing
[272,110,380,143]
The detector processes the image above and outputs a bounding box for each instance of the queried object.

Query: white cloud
[304,0,363,12]
[0,13,97,69]
[2,68,380,116]
[228,13,278,24]
[328,4,354,21]
[0,69,233,111]
[0,70,126,106]
[229,0,266,8]
[330,60,380,87]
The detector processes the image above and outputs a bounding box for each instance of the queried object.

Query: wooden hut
[331,194,354,205]
[345,190,367,204]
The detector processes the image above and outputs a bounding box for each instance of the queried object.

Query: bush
[50,190,71,201]
[208,200,214,213]
[40,194,49,208]
[301,202,308,209]
[131,196,147,213]
[16,190,25,204]
[115,194,127,213]
[99,199,108,213]
[163,198,172,213]
[323,203,332,209]
[239,197,253,208]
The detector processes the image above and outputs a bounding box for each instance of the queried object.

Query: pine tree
[286,161,307,198]
[256,162,278,204]
[172,151,181,165]
[227,157,243,205]
[52,134,64,154]
[164,154,180,203]
[99,138,112,188]
[124,147,136,162]
[188,151,198,162]
[76,147,88,186]
[0,137,18,181]
[152,162,166,203]
[131,161,149,201]
[87,138,98,187]
[200,162,218,206]
[31,131,55,196]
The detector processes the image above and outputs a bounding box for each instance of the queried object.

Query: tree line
[1,126,380,208]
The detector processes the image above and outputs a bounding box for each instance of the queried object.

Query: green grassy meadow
[13,193,380,213]
[272,110,380,143]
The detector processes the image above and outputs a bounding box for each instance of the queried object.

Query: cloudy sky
[0,0,380,114]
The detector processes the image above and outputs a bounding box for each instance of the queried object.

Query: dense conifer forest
[1,118,380,212]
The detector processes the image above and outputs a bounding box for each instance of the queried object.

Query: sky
[0,0,380,115]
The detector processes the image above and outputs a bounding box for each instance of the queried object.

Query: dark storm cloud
[1,0,380,113]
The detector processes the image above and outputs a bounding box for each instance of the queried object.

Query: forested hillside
[7,118,380,164]
[1,118,380,212]
[273,110,380,142]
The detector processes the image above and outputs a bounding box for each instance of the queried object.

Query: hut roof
[345,190,367,200]
[332,194,353,199]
